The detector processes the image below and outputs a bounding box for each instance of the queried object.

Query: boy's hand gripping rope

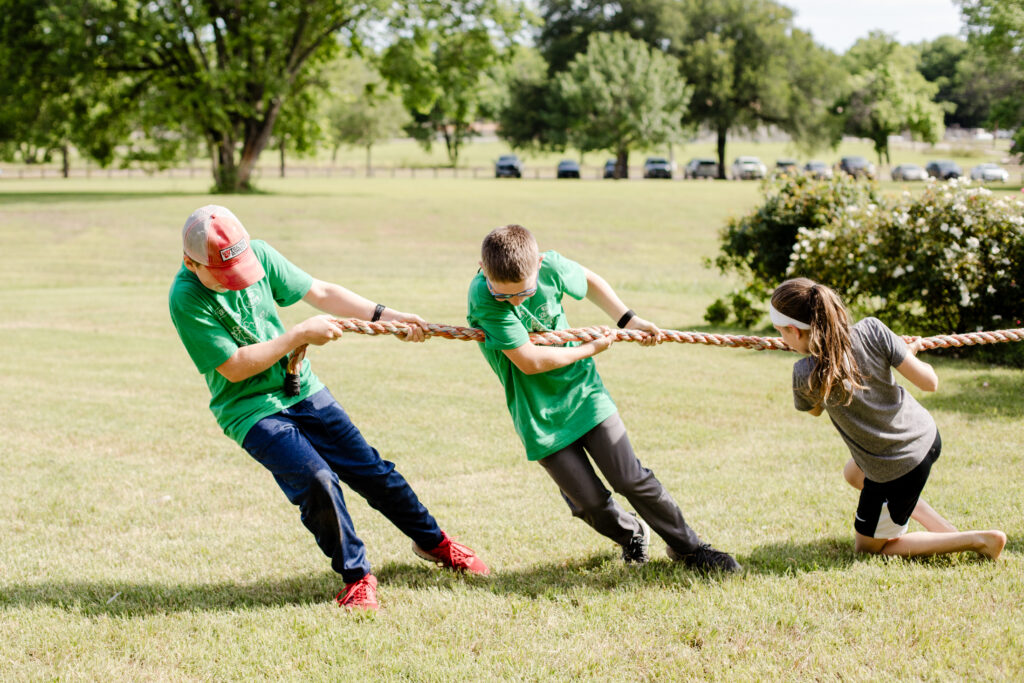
[281,319,1024,396]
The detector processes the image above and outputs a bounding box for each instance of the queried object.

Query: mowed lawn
[1,176,1021,681]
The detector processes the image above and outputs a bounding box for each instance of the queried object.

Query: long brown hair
[771,278,864,406]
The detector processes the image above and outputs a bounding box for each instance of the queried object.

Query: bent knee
[854,533,888,555]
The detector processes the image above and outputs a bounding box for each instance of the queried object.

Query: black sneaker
[621,515,650,564]
[667,543,742,573]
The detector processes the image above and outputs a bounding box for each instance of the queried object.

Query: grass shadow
[0,552,737,617]
[0,191,209,204]
[925,373,1024,419]
[5,539,1010,617]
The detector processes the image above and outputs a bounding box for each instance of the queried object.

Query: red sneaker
[413,531,490,576]
[335,573,379,611]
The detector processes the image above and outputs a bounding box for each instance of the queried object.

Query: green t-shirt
[467,250,617,461]
[168,240,325,445]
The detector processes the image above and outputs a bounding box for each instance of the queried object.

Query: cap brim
[208,250,266,290]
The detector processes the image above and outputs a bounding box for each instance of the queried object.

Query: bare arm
[302,278,427,341]
[502,333,614,375]
[216,315,346,382]
[582,267,661,346]
[895,339,939,392]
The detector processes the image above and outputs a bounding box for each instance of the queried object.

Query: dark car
[838,155,876,179]
[925,160,962,180]
[495,154,523,178]
[556,160,580,179]
[803,160,833,180]
[603,159,619,179]
[684,158,719,179]
[774,159,799,176]
[643,157,673,179]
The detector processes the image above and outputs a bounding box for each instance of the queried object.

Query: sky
[781,0,965,53]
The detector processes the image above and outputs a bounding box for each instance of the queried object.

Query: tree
[56,0,383,193]
[556,33,690,177]
[839,32,946,164]
[0,1,130,175]
[324,56,409,174]
[959,0,1024,154]
[535,0,846,179]
[380,0,533,166]
[675,0,845,178]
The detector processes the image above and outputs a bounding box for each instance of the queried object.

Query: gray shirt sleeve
[791,357,816,411]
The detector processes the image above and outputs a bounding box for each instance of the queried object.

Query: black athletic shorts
[854,431,941,539]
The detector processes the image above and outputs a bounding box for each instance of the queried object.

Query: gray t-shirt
[792,317,937,483]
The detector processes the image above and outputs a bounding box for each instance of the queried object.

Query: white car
[969,163,1010,183]
[730,156,767,180]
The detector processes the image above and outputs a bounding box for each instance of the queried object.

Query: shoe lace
[443,539,474,567]
[342,578,371,605]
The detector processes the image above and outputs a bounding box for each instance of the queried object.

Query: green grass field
[1,175,1022,680]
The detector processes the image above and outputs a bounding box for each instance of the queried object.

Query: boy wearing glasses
[170,205,489,611]
[467,224,740,572]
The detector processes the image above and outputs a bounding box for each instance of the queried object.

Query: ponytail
[771,278,864,406]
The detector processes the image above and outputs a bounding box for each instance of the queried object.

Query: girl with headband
[770,277,1006,560]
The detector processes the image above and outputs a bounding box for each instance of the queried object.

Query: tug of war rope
[282,319,1024,396]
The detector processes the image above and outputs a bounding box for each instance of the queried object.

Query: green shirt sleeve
[256,240,314,307]
[545,251,588,300]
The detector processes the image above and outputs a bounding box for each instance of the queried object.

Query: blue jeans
[241,388,443,583]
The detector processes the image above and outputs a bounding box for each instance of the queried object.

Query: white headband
[769,302,811,330]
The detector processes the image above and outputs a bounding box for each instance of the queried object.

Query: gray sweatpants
[537,412,701,554]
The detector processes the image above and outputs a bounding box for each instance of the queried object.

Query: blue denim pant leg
[242,388,442,583]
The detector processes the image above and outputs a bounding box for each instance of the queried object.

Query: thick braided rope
[329,318,1024,352]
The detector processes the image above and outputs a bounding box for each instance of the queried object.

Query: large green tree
[0,1,130,175]
[556,32,690,177]
[840,32,946,164]
[10,1,383,192]
[959,0,1024,154]
[380,0,532,166]
[675,0,844,178]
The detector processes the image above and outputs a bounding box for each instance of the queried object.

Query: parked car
[556,160,580,179]
[643,157,673,179]
[774,159,799,176]
[683,157,719,179]
[603,159,619,179]
[891,163,927,181]
[803,160,833,180]
[730,156,767,180]
[925,160,962,180]
[495,154,522,178]
[838,155,876,179]
[969,162,1010,183]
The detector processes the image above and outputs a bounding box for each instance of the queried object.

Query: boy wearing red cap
[169,205,488,610]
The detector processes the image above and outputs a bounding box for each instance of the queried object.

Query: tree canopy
[960,0,1024,153]
[556,32,691,176]
[840,32,946,164]
[380,0,532,166]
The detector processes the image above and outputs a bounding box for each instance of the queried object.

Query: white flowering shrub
[707,174,884,324]
[710,176,1024,363]
[791,179,1024,337]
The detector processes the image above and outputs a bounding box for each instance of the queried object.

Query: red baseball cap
[182,205,265,290]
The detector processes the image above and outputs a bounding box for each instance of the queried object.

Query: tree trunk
[61,144,69,178]
[717,128,728,179]
[615,148,628,179]
[279,138,286,178]
[365,144,372,177]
